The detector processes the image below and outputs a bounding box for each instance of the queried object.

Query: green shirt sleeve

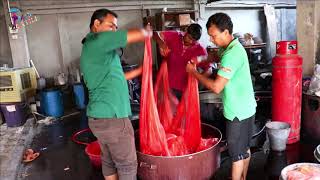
[86,30,128,52]
[217,52,243,79]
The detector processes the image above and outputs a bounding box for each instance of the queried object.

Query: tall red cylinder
[272,41,303,144]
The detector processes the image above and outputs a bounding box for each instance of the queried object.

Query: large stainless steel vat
[136,123,222,180]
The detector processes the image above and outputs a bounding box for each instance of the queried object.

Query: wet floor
[214,137,319,180]
[17,109,319,180]
[17,111,103,180]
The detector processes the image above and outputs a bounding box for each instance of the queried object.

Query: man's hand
[145,23,153,36]
[141,23,153,38]
[128,26,152,44]
[159,43,171,57]
[186,60,197,74]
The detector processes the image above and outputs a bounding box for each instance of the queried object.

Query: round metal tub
[199,90,222,104]
[136,123,222,180]
[280,163,320,180]
[199,91,225,141]
[302,93,320,140]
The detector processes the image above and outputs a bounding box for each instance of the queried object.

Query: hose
[252,124,266,139]
[71,128,91,145]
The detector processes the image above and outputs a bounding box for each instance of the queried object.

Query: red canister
[272,41,303,144]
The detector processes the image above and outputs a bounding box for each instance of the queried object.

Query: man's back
[80,30,131,118]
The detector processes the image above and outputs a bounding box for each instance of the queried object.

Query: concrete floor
[0,119,36,180]
[14,109,319,180]
[17,111,103,180]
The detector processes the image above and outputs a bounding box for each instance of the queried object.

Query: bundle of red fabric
[139,37,170,156]
[140,38,218,156]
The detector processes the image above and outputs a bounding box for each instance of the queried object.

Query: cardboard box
[177,14,191,26]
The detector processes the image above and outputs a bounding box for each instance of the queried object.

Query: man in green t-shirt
[80,9,151,180]
[186,13,256,180]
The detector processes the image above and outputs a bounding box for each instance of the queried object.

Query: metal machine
[0,67,37,103]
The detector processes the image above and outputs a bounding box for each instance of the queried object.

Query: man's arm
[87,28,152,52]
[202,69,213,78]
[186,62,228,94]
[127,28,152,44]
[152,31,171,57]
[192,56,212,77]
[125,66,142,80]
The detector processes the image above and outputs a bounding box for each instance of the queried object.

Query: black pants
[226,115,255,162]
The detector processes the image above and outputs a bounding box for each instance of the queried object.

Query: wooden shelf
[155,10,196,31]
[243,43,267,49]
[207,43,267,50]
[164,25,189,28]
[161,10,197,15]
[154,10,197,68]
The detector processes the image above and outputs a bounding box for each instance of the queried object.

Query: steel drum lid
[199,90,222,104]
[280,163,320,180]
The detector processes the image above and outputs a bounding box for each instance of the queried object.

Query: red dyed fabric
[140,38,217,156]
[169,73,202,152]
[197,138,220,152]
[154,60,179,132]
[139,38,170,156]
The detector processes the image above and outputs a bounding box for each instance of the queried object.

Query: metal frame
[20,1,194,15]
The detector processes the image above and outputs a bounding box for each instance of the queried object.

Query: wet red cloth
[154,60,179,132]
[140,38,217,156]
[169,73,202,152]
[139,38,170,156]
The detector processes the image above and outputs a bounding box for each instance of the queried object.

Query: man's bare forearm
[127,29,151,44]
[125,66,142,80]
[191,71,216,93]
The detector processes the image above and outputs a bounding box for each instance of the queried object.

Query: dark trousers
[226,115,255,162]
[88,118,137,180]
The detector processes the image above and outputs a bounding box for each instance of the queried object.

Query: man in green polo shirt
[80,9,151,180]
[186,13,256,180]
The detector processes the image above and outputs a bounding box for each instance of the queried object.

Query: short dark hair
[187,23,202,41]
[89,9,118,29]
[206,13,233,34]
